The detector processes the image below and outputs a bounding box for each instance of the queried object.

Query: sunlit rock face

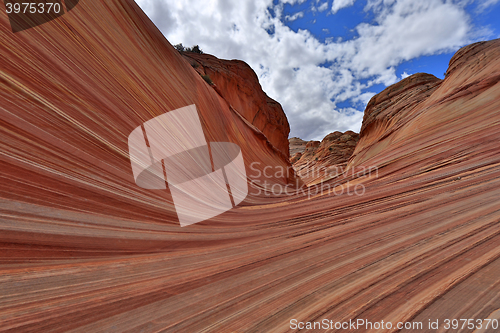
[350,40,500,174]
[181,52,291,159]
[0,0,300,255]
[352,72,442,165]
[1,0,500,331]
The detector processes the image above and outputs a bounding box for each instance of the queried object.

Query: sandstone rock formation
[181,52,291,159]
[288,137,307,156]
[290,131,360,185]
[297,140,320,161]
[290,152,302,164]
[1,1,500,331]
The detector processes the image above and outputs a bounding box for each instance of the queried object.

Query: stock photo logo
[3,0,79,32]
[128,105,248,227]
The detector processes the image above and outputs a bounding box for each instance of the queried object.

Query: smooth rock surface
[1,1,500,332]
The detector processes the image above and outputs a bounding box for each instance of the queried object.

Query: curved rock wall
[1,1,500,331]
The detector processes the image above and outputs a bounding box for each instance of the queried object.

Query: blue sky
[283,0,500,80]
[137,0,500,140]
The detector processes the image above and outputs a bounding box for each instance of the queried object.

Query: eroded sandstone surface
[1,1,500,331]
[290,131,360,185]
[288,137,308,156]
[181,52,291,159]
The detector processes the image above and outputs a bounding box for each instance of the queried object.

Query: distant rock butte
[288,137,307,156]
[1,1,500,331]
[289,131,360,185]
[181,52,290,159]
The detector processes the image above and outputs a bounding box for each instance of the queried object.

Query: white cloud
[332,0,356,13]
[347,0,471,85]
[318,2,329,11]
[476,0,500,11]
[285,11,304,21]
[401,71,411,79]
[136,0,486,140]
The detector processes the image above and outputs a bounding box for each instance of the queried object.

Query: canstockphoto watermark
[128,104,248,227]
[290,319,424,331]
[290,318,499,331]
[3,0,80,33]
[249,162,378,197]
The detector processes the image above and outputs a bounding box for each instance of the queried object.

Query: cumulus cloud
[401,71,411,79]
[136,0,487,140]
[332,0,357,14]
[346,0,471,84]
[285,11,304,21]
[476,0,500,11]
[317,2,329,12]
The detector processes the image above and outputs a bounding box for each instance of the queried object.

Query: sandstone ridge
[181,52,291,159]
[289,131,360,185]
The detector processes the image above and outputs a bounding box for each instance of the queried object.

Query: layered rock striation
[1,1,500,331]
[181,52,291,159]
[290,131,360,185]
[288,137,307,156]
